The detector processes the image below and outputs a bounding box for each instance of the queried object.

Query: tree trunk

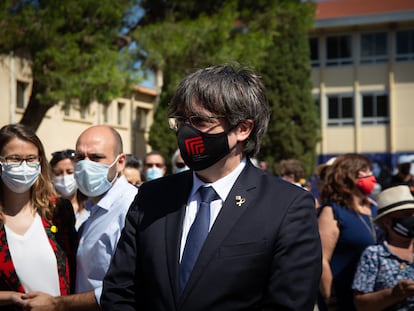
[18,81,54,132]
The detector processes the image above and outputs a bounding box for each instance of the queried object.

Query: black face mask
[177,124,230,171]
[391,216,414,238]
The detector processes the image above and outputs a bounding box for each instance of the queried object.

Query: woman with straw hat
[353,185,414,310]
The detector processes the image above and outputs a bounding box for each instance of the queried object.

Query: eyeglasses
[168,115,225,132]
[51,149,75,160]
[175,162,186,169]
[144,163,164,169]
[0,155,41,168]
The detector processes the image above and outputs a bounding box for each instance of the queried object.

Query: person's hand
[21,292,59,311]
[392,279,414,299]
[7,291,25,306]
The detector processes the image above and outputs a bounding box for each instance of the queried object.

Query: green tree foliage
[257,1,320,176]
[135,0,273,164]
[0,0,140,131]
[134,0,319,175]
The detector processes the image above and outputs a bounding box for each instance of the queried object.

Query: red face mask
[357,175,377,195]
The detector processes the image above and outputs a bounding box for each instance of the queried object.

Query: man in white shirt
[22,125,137,310]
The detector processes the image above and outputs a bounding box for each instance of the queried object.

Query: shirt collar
[86,175,131,212]
[190,157,247,202]
[380,240,392,257]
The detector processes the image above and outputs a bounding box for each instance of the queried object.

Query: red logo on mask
[185,136,205,156]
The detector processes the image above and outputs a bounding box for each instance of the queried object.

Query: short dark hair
[125,154,141,169]
[168,64,270,157]
[279,159,305,182]
[144,150,165,165]
[50,149,75,168]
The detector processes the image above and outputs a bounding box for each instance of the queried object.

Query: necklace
[358,214,377,242]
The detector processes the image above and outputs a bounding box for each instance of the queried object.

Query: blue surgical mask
[145,167,164,181]
[0,161,41,193]
[175,167,189,174]
[74,156,119,197]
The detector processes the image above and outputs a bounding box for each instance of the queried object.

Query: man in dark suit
[101,64,322,310]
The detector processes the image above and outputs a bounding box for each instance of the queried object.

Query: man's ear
[236,119,253,142]
[117,153,126,172]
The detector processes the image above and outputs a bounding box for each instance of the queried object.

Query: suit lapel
[180,162,260,299]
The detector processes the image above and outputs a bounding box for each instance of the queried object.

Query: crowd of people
[0,63,413,311]
[272,153,414,311]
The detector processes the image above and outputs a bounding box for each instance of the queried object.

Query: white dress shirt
[180,157,247,260]
[75,175,138,303]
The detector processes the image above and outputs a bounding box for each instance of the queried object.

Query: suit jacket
[101,161,322,311]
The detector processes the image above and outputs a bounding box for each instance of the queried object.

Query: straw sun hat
[374,185,414,222]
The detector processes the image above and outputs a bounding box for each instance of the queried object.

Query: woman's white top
[5,213,60,296]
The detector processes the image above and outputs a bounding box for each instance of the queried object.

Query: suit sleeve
[100,196,140,311]
[265,191,322,310]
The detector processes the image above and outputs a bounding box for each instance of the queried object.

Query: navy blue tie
[180,186,217,292]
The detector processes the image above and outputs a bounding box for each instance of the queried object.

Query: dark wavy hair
[0,124,56,223]
[50,149,75,168]
[168,63,270,157]
[320,153,373,212]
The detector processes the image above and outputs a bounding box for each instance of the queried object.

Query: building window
[16,81,28,109]
[310,37,320,67]
[396,29,414,61]
[326,35,353,66]
[360,32,388,64]
[63,104,70,116]
[135,107,148,130]
[327,95,354,126]
[361,93,389,125]
[117,102,125,125]
[103,104,109,123]
[80,106,87,119]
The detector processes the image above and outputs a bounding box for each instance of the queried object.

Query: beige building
[0,53,158,160]
[311,0,414,169]
[2,1,414,171]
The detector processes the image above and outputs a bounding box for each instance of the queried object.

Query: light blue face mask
[0,161,41,194]
[53,174,77,198]
[74,156,119,197]
[175,167,189,174]
[145,167,164,181]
